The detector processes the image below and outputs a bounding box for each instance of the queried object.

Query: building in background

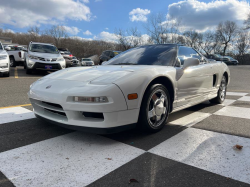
[0,37,12,44]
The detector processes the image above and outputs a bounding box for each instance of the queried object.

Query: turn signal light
[128,93,138,100]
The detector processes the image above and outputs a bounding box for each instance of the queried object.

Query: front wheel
[9,57,16,67]
[210,75,227,104]
[138,84,170,133]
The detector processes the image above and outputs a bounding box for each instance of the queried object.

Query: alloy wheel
[219,76,226,101]
[147,89,168,128]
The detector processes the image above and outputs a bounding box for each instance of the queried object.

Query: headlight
[74,96,108,103]
[28,55,39,60]
[0,55,7,60]
[57,58,65,61]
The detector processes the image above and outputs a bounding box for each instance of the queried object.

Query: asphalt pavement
[0,65,250,187]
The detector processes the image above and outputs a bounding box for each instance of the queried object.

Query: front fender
[114,67,176,110]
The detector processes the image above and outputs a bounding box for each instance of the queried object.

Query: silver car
[81,58,94,66]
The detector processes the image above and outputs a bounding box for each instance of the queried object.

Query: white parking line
[0,107,35,124]
[149,128,250,184]
[0,132,145,187]
[238,96,250,102]
[214,106,250,120]
[169,112,211,127]
[219,99,236,106]
[227,92,248,96]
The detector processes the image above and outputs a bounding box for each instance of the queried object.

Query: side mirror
[183,58,200,69]
[5,47,11,51]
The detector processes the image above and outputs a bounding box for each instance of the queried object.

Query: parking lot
[0,65,250,187]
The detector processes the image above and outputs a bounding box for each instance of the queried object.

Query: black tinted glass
[178,46,201,65]
[107,45,177,66]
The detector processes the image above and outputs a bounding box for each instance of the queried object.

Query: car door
[176,46,213,107]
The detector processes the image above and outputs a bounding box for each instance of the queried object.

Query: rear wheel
[138,84,170,132]
[9,57,16,67]
[210,75,227,104]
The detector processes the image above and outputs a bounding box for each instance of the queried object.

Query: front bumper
[28,81,139,131]
[0,59,10,73]
[35,114,136,134]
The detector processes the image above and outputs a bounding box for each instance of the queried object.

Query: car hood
[42,65,163,84]
[0,50,8,55]
[29,51,62,59]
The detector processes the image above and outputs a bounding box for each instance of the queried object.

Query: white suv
[0,42,10,77]
[25,42,66,74]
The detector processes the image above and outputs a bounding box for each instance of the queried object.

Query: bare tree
[216,21,237,56]
[144,13,170,44]
[115,27,142,50]
[45,25,68,47]
[28,26,40,41]
[244,13,250,30]
[183,30,199,48]
[197,31,218,55]
[236,31,249,56]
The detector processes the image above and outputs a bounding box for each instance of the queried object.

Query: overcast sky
[0,0,249,42]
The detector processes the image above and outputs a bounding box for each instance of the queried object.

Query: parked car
[25,42,66,74]
[0,42,10,77]
[28,44,230,134]
[99,50,121,64]
[71,56,80,67]
[58,48,73,67]
[4,45,26,67]
[224,56,239,65]
[205,54,229,62]
[81,58,94,66]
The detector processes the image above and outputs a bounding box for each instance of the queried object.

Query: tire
[26,68,32,74]
[210,75,227,104]
[9,56,16,67]
[138,84,170,133]
[3,72,9,77]
[24,60,26,69]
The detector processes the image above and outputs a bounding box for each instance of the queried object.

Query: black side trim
[35,114,136,134]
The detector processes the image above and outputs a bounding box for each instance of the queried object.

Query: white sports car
[28,44,230,134]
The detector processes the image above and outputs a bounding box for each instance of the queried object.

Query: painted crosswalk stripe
[227,92,248,96]
[219,99,236,106]
[0,132,145,187]
[238,96,250,102]
[0,107,35,124]
[149,128,250,184]
[214,106,250,120]
[169,112,211,127]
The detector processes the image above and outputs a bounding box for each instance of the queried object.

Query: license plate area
[45,65,52,69]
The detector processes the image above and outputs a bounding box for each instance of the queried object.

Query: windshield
[106,45,177,66]
[29,44,59,54]
[61,51,71,55]
[215,54,222,58]
[82,59,91,61]
[226,56,234,60]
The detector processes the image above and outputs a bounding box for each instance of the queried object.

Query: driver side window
[178,46,202,66]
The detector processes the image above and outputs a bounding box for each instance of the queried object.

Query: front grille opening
[44,108,66,117]
[82,112,104,119]
[42,101,63,109]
